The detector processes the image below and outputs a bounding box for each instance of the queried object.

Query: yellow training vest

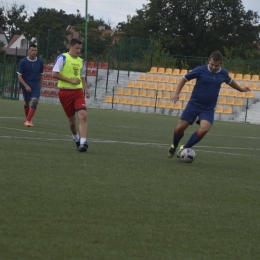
[58,53,83,89]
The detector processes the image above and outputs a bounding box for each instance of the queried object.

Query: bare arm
[40,74,44,87]
[171,77,187,103]
[81,77,90,98]
[17,74,31,92]
[229,80,250,92]
[52,72,81,85]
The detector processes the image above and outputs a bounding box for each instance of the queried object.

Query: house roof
[7,35,21,47]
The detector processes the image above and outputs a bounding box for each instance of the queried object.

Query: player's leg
[21,87,32,127]
[25,87,40,126]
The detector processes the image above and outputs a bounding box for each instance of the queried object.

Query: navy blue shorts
[20,86,40,102]
[180,102,215,125]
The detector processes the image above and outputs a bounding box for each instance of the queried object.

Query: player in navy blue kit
[17,44,44,127]
[168,51,251,158]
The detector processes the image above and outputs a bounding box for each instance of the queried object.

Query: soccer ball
[180,148,196,163]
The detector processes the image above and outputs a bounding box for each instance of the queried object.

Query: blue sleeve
[184,67,200,81]
[17,59,25,74]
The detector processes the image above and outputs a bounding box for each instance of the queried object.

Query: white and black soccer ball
[180,148,196,163]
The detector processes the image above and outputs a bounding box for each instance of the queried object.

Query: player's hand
[85,90,91,99]
[171,94,179,103]
[70,78,81,84]
[25,86,31,92]
[242,87,251,92]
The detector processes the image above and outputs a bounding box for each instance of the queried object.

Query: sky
[4,0,260,29]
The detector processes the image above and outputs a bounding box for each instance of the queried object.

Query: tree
[118,0,260,58]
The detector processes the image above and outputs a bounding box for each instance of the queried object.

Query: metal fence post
[128,36,133,77]
[112,86,115,109]
[245,98,249,122]
[106,50,110,93]
[117,42,122,84]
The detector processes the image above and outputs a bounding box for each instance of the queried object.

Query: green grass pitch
[0,99,260,259]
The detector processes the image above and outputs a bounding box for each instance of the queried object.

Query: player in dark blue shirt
[17,44,44,127]
[168,51,251,158]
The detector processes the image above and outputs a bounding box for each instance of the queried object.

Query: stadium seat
[42,89,49,96]
[45,73,52,80]
[161,76,169,83]
[241,82,249,88]
[149,101,158,107]
[123,89,131,96]
[189,86,194,92]
[166,84,174,92]
[131,89,139,96]
[134,99,143,106]
[256,85,260,91]
[134,82,143,88]
[157,101,166,108]
[185,94,191,101]
[126,98,135,105]
[223,107,232,114]
[165,102,174,109]
[174,103,182,110]
[242,74,251,81]
[228,72,234,79]
[215,106,224,113]
[139,90,146,97]
[221,83,229,88]
[143,100,150,106]
[115,88,124,95]
[158,83,166,91]
[48,65,54,72]
[219,89,229,96]
[150,83,158,90]
[103,96,112,103]
[119,97,127,104]
[218,97,226,104]
[179,93,186,101]
[87,61,95,68]
[147,75,154,81]
[148,67,157,73]
[245,92,254,98]
[87,69,92,76]
[164,68,173,75]
[172,69,180,75]
[47,81,55,88]
[182,103,187,109]
[101,62,108,69]
[168,77,177,84]
[163,92,171,99]
[226,98,235,105]
[154,75,162,82]
[91,70,97,76]
[237,92,246,98]
[113,96,120,103]
[234,74,242,80]
[44,65,49,72]
[249,83,257,90]
[228,89,237,97]
[182,85,190,93]
[234,99,244,106]
[97,62,102,69]
[126,81,135,88]
[251,75,259,81]
[48,89,58,97]
[156,91,162,99]
[179,69,188,76]
[157,67,165,74]
[137,74,146,81]
[143,83,150,89]
[42,81,47,87]
[146,91,155,98]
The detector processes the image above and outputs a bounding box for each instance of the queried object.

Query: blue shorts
[180,102,215,125]
[20,86,40,102]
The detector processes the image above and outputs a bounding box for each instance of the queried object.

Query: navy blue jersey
[17,57,44,89]
[184,65,232,109]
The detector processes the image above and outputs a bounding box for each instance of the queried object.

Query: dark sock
[184,130,203,148]
[173,130,184,148]
[24,105,29,117]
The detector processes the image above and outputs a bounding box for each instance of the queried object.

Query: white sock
[80,138,86,145]
[73,134,79,142]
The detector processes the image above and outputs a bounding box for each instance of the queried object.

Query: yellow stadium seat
[243,74,251,81]
[241,82,248,88]
[189,86,194,92]
[157,101,166,108]
[131,89,139,96]
[143,82,150,89]
[185,94,191,101]
[134,82,143,88]
[218,97,226,104]
[126,81,135,87]
[123,89,131,96]
[168,77,177,84]
[161,76,169,83]
[172,69,180,75]
[139,90,146,97]
[150,83,158,90]
[143,100,150,106]
[157,91,162,99]
[166,84,174,92]
[158,83,166,91]
[164,68,173,75]
[179,93,186,101]
[148,67,157,73]
[182,85,190,93]
[234,99,244,106]
[103,96,112,103]
[126,98,135,105]
[146,91,155,98]
[157,67,165,74]
[149,101,158,107]
[137,74,146,81]
[174,103,183,110]
[154,75,162,82]
[163,92,171,99]
[234,74,242,80]
[179,69,188,76]
[147,75,154,81]
[245,92,254,98]
[113,96,120,103]
[165,102,174,109]
[115,88,123,95]
[226,98,235,105]
[134,99,143,106]
[237,92,246,98]
[251,75,259,81]
[223,107,232,114]
[215,106,224,113]
[249,83,257,90]
[256,85,260,91]
[219,89,229,96]
[228,89,237,97]
[228,73,234,79]
[119,97,127,104]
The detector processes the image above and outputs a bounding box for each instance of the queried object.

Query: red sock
[24,106,29,117]
[26,108,36,122]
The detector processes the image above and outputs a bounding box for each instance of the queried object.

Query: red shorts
[58,89,87,118]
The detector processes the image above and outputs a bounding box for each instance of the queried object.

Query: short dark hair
[70,38,82,46]
[29,43,37,49]
[209,51,223,62]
